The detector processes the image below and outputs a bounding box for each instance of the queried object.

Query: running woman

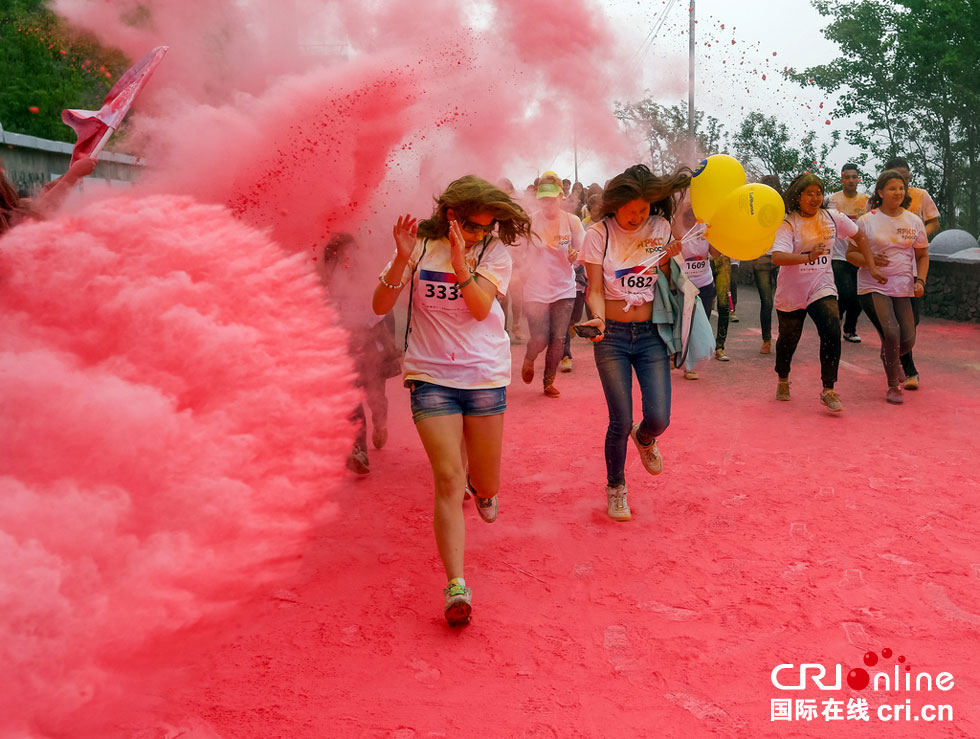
[881,157,939,391]
[848,169,929,404]
[372,176,532,626]
[520,172,585,396]
[577,164,688,521]
[770,173,883,412]
[673,193,715,380]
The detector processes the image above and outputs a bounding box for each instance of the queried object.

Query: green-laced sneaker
[444,583,472,626]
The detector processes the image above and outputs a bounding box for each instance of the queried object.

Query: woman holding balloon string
[769,173,885,412]
[672,191,718,380]
[576,164,688,522]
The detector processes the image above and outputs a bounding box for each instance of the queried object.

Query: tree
[731,111,841,189]
[792,0,980,232]
[614,99,729,172]
[0,0,128,142]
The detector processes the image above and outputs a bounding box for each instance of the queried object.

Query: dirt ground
[152,290,980,738]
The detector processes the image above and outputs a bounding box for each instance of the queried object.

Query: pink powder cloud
[0,195,356,734]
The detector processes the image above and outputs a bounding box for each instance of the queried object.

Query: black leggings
[832,260,862,335]
[859,292,916,387]
[775,295,841,388]
[899,297,921,378]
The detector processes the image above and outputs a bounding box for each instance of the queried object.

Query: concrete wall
[1,123,142,197]
[920,256,980,323]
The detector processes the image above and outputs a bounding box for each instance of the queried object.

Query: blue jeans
[593,320,671,487]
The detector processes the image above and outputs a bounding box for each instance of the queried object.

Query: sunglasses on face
[459,218,496,235]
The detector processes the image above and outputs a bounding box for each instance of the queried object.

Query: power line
[633,0,680,66]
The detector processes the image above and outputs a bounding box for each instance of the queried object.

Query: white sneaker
[468,479,497,523]
[559,356,573,372]
[606,484,631,521]
[630,423,663,475]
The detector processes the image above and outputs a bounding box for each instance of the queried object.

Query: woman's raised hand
[448,218,467,273]
[664,240,683,259]
[393,214,418,259]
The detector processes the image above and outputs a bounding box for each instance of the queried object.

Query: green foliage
[0,1,129,143]
[614,99,729,173]
[795,0,980,232]
[731,112,841,189]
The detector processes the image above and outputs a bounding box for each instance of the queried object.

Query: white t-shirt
[521,209,585,304]
[856,209,928,298]
[679,235,713,288]
[771,209,857,311]
[828,191,869,260]
[579,216,672,305]
[383,236,513,389]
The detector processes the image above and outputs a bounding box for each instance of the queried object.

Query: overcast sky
[559,0,853,184]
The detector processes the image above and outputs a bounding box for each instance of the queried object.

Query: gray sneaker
[468,479,498,523]
[346,448,370,474]
[606,484,632,521]
[820,388,843,413]
[630,423,663,475]
[443,582,472,626]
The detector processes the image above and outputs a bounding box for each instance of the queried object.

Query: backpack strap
[403,239,428,352]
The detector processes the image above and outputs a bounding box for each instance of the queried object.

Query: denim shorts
[408,381,507,423]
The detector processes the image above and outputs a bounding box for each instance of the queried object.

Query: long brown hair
[417,175,532,245]
[869,169,911,210]
[600,164,692,222]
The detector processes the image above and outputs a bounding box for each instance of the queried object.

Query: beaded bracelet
[379,273,405,289]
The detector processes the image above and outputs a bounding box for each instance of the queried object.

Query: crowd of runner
[0,152,941,627]
[354,157,938,626]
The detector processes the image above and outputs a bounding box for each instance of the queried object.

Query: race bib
[418,269,465,311]
[799,253,831,274]
[683,257,710,280]
[615,265,657,291]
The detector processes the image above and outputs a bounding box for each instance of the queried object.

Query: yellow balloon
[704,184,786,260]
[690,154,746,221]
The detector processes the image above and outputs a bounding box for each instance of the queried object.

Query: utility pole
[573,124,579,183]
[688,0,696,139]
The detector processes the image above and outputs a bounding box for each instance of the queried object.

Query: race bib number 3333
[418,269,463,309]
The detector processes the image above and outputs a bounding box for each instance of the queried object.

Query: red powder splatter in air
[0,195,357,735]
[825,119,831,125]
[28,106,39,113]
